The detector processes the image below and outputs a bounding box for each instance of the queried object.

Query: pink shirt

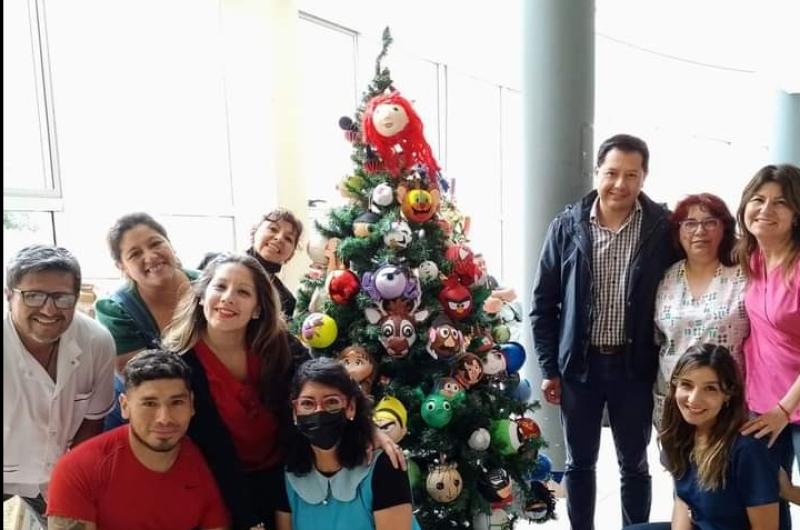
[743,253,800,423]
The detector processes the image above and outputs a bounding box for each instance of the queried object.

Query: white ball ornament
[371,183,394,208]
[417,260,439,282]
[468,428,491,451]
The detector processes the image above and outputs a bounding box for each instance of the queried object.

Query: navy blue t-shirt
[675,434,785,530]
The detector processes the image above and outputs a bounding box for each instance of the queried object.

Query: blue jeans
[561,351,653,530]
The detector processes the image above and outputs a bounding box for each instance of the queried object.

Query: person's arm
[530,219,563,404]
[745,503,779,530]
[671,496,692,530]
[741,374,800,447]
[779,467,800,505]
[47,516,97,530]
[371,427,406,470]
[70,419,104,447]
[374,504,413,530]
[275,511,293,530]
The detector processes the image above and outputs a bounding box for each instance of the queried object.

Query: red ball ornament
[438,275,473,321]
[328,270,360,305]
[516,418,541,441]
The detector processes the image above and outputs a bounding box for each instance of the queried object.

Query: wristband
[777,402,791,420]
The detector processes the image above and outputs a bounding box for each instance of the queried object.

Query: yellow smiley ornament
[300,313,338,349]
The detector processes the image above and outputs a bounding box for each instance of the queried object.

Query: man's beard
[130,425,180,453]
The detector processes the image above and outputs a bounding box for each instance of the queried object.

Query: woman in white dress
[653,193,749,427]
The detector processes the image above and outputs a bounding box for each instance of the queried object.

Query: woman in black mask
[276,358,419,530]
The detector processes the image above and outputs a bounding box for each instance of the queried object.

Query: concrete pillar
[770,90,800,165]
[520,0,595,479]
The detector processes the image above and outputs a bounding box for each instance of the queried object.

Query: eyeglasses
[11,289,78,309]
[679,218,721,233]
[292,395,347,415]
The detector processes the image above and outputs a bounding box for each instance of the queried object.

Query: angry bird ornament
[300,313,338,349]
[438,276,473,321]
[373,395,408,443]
[426,463,463,503]
[362,91,440,177]
[421,393,453,428]
[426,315,465,361]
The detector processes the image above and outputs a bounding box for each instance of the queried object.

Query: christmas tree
[291,28,556,530]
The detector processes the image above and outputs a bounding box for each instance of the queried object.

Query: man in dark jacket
[530,134,676,530]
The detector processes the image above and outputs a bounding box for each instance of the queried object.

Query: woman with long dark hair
[624,344,782,530]
[275,357,419,530]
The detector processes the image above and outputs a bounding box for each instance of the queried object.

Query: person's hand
[740,405,789,447]
[372,428,407,471]
[541,377,561,405]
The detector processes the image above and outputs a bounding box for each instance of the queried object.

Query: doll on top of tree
[290,28,555,530]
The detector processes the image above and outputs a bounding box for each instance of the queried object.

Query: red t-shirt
[46,426,229,530]
[194,340,281,470]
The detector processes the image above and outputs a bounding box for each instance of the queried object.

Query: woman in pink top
[736,164,800,491]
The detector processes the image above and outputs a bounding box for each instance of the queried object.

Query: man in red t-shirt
[47,350,229,530]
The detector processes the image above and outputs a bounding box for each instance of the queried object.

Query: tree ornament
[467,427,491,451]
[370,183,395,211]
[383,219,413,250]
[362,91,440,177]
[300,313,338,349]
[438,276,473,321]
[523,481,556,521]
[338,115,360,143]
[425,463,463,503]
[445,243,478,286]
[365,299,429,359]
[421,393,453,428]
[491,324,511,344]
[328,269,360,305]
[373,395,409,443]
[477,468,513,506]
[426,315,465,361]
[499,341,526,373]
[397,177,441,224]
[416,260,440,283]
[407,459,423,490]
[505,375,532,402]
[434,377,465,404]
[338,345,376,395]
[481,349,508,381]
[516,418,541,443]
[353,211,380,238]
[490,419,521,456]
[473,509,512,530]
[362,264,419,304]
[528,454,552,482]
[337,174,366,199]
[452,353,484,389]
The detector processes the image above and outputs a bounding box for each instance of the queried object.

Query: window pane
[3,210,56,308]
[446,71,502,275]
[298,18,358,204]
[3,0,53,192]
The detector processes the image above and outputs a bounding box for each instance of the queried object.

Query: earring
[252,313,260,320]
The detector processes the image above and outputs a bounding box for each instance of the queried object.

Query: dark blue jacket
[530,191,677,384]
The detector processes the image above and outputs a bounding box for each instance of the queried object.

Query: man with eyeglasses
[3,244,115,525]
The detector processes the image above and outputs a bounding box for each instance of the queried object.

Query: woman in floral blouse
[652,193,749,427]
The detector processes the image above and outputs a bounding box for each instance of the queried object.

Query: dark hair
[197,251,221,270]
[659,344,746,491]
[162,253,293,412]
[735,164,800,278]
[671,193,737,266]
[249,208,304,250]
[123,349,192,392]
[596,134,650,173]
[285,357,373,474]
[107,212,170,263]
[6,245,82,295]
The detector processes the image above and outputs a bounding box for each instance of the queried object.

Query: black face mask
[296,410,347,450]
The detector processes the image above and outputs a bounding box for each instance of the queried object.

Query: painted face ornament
[426,463,463,503]
[452,353,484,389]
[421,393,453,428]
[373,395,408,443]
[426,315,465,360]
[338,345,376,394]
[300,313,338,349]
[434,377,465,403]
[365,299,429,359]
[397,179,441,224]
[383,220,413,250]
[477,468,513,506]
[362,264,420,304]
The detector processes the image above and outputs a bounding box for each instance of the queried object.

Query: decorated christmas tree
[291,28,556,530]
